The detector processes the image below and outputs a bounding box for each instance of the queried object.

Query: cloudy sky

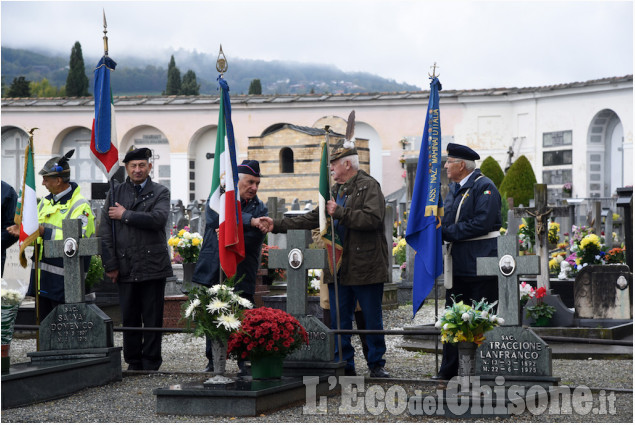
[1,0,632,90]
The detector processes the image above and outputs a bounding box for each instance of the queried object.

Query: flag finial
[102,9,109,56]
[216,44,228,75]
[428,62,440,78]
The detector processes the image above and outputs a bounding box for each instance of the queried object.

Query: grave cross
[514,184,569,291]
[476,235,540,326]
[268,229,327,316]
[43,218,101,304]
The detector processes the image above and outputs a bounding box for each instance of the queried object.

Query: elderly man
[262,139,390,378]
[100,146,173,371]
[435,143,501,380]
[7,150,95,321]
[193,159,269,373]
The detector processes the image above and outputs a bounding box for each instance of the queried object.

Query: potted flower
[435,297,503,376]
[562,182,572,196]
[393,236,407,278]
[2,279,27,372]
[525,287,556,327]
[605,246,626,264]
[181,275,253,382]
[168,226,203,285]
[518,218,535,254]
[519,281,535,308]
[548,221,560,246]
[228,306,308,379]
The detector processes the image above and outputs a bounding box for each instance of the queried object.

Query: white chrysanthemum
[461,313,470,322]
[208,285,221,295]
[216,314,241,331]
[183,231,192,239]
[310,279,320,291]
[236,296,253,309]
[206,298,230,314]
[185,298,201,318]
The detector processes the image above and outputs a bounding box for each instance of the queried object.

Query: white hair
[339,154,359,170]
[464,160,476,171]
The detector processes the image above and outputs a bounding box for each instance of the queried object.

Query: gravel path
[2,303,632,422]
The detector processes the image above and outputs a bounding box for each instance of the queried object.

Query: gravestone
[574,264,632,320]
[475,235,559,389]
[616,187,633,270]
[268,230,334,362]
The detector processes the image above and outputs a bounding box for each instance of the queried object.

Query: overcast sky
[1,0,632,90]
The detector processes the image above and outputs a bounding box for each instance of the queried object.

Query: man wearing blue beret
[434,143,501,380]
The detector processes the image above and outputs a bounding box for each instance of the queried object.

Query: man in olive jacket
[100,147,173,371]
[263,140,390,378]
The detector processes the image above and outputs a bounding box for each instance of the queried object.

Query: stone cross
[514,184,569,291]
[268,229,327,316]
[43,218,101,303]
[476,235,540,326]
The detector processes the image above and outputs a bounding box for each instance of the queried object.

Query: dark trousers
[328,282,386,371]
[323,308,369,362]
[206,292,255,367]
[438,275,498,378]
[118,279,166,370]
[38,296,61,323]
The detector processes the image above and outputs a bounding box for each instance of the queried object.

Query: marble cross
[268,229,327,317]
[476,234,540,326]
[43,218,101,304]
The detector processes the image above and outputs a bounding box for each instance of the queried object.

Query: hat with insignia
[330,110,358,161]
[237,160,261,177]
[123,146,152,163]
[446,143,480,161]
[39,149,74,177]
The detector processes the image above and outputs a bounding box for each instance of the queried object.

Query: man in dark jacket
[192,160,269,373]
[1,180,19,276]
[435,143,501,380]
[262,140,390,378]
[100,147,173,371]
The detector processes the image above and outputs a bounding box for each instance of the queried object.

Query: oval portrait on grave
[288,248,303,269]
[63,237,78,258]
[499,254,515,276]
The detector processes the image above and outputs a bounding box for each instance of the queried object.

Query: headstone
[268,230,333,362]
[266,197,286,249]
[291,198,300,211]
[574,264,632,320]
[476,235,539,326]
[616,187,633,270]
[514,184,569,291]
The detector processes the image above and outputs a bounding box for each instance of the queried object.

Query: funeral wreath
[435,297,503,346]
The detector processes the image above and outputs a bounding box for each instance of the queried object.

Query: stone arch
[188,125,217,201]
[355,121,383,185]
[586,109,623,197]
[280,147,294,173]
[1,126,30,189]
[120,125,172,191]
[57,126,100,200]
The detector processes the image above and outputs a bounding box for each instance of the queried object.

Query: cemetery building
[1,75,632,206]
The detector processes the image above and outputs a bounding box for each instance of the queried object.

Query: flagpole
[34,241,40,351]
[324,126,343,363]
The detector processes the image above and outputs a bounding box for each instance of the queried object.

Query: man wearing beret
[262,140,391,378]
[7,150,95,321]
[435,143,501,380]
[193,159,269,374]
[100,146,173,371]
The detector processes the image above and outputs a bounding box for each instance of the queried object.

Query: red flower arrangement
[260,244,286,282]
[227,307,308,361]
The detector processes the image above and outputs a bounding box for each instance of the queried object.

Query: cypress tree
[165,55,181,95]
[499,155,537,207]
[181,70,200,95]
[7,76,31,97]
[66,41,89,97]
[248,79,262,95]
[480,156,505,189]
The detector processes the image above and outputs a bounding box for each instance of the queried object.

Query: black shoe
[431,374,451,381]
[203,362,214,373]
[127,364,142,371]
[344,368,357,376]
[369,366,390,378]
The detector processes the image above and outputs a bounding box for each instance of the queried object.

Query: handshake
[252,216,274,233]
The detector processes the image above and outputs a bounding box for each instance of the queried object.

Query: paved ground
[2,303,633,422]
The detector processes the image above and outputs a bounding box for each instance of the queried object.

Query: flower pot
[210,337,228,375]
[457,341,477,377]
[250,355,284,380]
[532,316,551,327]
[182,262,196,284]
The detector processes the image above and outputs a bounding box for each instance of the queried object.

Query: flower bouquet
[435,297,503,346]
[392,236,407,266]
[228,307,308,361]
[548,221,560,245]
[519,281,535,308]
[525,287,556,326]
[562,182,572,196]
[168,226,203,264]
[518,218,535,253]
[605,247,626,264]
[307,269,321,296]
[2,279,28,370]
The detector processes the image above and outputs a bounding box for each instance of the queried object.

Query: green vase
[533,316,551,327]
[250,355,284,380]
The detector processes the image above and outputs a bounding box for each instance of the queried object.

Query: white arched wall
[189,125,218,202]
[119,125,172,193]
[355,121,382,186]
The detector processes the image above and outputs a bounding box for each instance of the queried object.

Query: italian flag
[319,141,343,274]
[209,77,245,277]
[14,134,39,268]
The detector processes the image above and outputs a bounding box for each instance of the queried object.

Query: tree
[480,156,505,189]
[66,41,89,97]
[248,78,262,95]
[6,76,31,97]
[180,70,200,95]
[165,55,181,95]
[30,78,65,97]
[499,155,537,207]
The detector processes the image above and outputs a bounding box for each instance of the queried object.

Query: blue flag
[405,77,444,317]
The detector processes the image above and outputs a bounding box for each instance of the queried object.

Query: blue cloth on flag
[405,77,444,317]
[93,56,117,154]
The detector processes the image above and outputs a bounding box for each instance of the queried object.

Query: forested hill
[1,47,421,96]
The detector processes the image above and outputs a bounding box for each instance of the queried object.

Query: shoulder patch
[484,190,492,195]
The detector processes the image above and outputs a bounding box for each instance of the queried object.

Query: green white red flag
[14,132,39,268]
[209,76,245,277]
[319,141,343,274]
